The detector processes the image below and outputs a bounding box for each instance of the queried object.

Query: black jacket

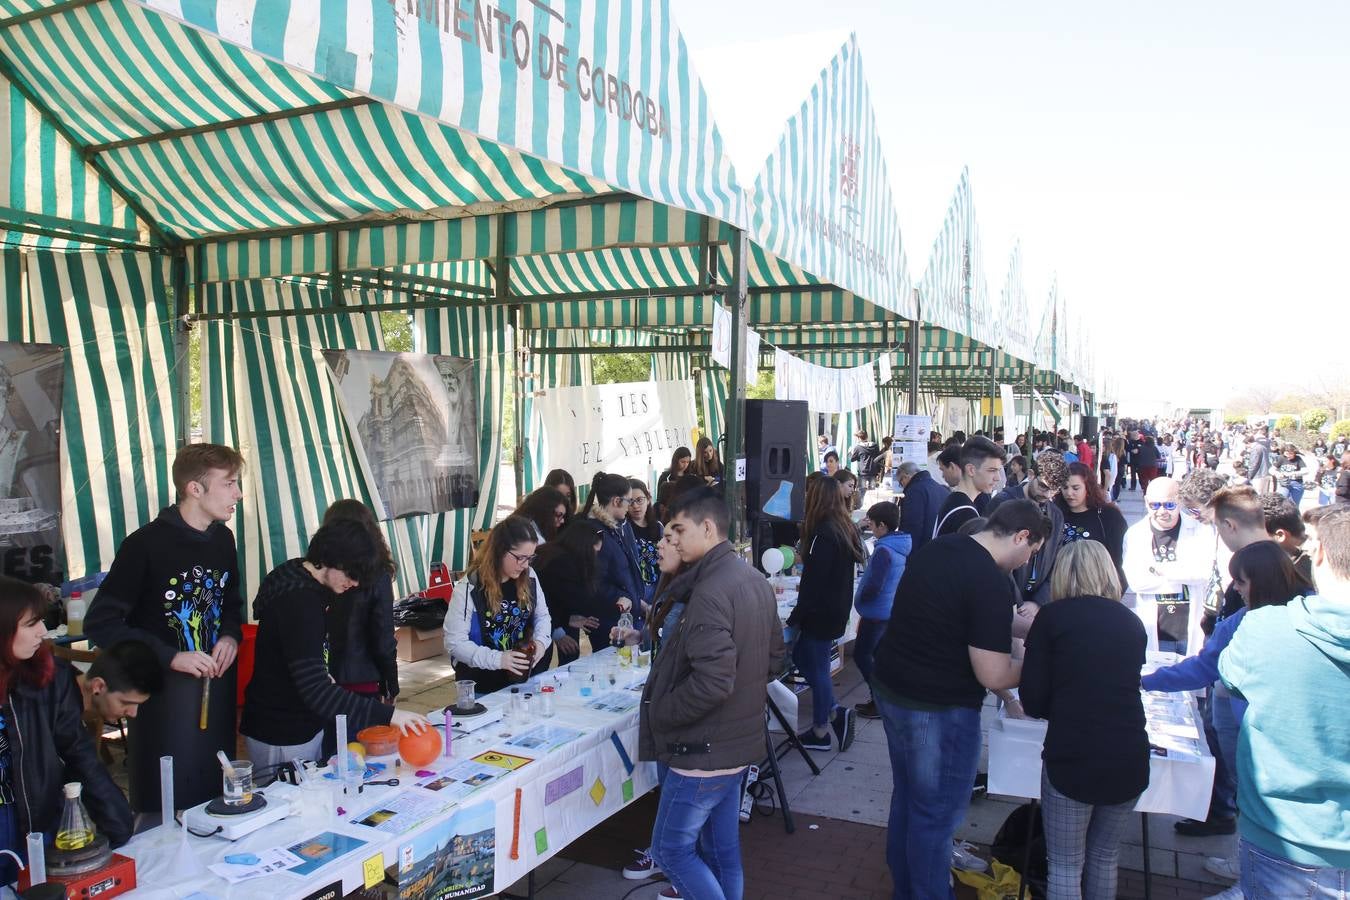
[899,470,949,552]
[326,575,399,696]
[9,661,134,846]
[788,521,860,640]
[849,441,882,478]
[535,552,601,645]
[243,560,394,746]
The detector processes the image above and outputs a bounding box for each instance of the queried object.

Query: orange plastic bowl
[399,727,443,768]
[356,725,400,758]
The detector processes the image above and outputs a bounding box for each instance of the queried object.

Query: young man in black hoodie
[241,520,428,768]
[86,444,245,816]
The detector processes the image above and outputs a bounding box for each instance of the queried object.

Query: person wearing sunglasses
[443,516,553,695]
[1122,476,1220,657]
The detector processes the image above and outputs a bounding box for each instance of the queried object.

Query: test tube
[443,708,453,758]
[160,755,175,828]
[335,714,349,783]
[25,833,45,884]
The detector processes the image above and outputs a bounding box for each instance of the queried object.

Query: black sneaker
[797,729,831,751]
[854,700,880,720]
[832,707,857,751]
[1174,816,1237,837]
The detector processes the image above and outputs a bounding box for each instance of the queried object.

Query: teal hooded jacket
[1220,593,1350,869]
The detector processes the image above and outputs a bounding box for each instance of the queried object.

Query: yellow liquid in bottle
[55,829,95,851]
[617,645,633,666]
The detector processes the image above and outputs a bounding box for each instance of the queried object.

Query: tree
[1303,408,1330,432]
[592,353,650,385]
[1275,415,1297,432]
[1332,419,1350,440]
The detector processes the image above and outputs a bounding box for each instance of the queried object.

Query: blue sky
[673,1,1350,410]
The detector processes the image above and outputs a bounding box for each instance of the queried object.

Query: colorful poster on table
[395,800,496,900]
[324,350,479,520]
[0,341,64,584]
[533,380,696,485]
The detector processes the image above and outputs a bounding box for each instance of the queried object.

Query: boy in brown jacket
[639,488,784,899]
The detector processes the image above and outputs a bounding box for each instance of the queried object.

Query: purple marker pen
[444,707,453,758]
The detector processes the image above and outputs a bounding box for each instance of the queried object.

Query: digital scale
[183,783,297,840]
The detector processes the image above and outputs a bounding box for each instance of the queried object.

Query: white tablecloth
[987,694,1215,821]
[120,648,657,898]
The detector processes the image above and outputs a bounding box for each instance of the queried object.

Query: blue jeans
[1240,839,1349,899]
[1210,686,1240,819]
[875,691,982,900]
[794,636,836,730]
[1281,481,1306,507]
[853,618,888,693]
[650,769,746,900]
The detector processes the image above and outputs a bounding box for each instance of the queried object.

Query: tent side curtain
[133,0,745,229]
[0,247,177,581]
[699,367,728,447]
[750,35,914,319]
[198,279,507,600]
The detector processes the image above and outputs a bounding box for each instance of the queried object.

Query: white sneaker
[623,848,660,880]
[1204,855,1241,881]
[1203,884,1242,900]
[952,840,989,872]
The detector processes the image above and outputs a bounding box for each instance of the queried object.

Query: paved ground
[387,480,1236,899]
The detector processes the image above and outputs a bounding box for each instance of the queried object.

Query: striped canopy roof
[918,167,997,352]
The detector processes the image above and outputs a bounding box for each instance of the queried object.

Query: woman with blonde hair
[442,516,552,695]
[1019,541,1148,900]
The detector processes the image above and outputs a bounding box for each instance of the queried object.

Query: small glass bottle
[507,687,523,722]
[615,611,634,666]
[539,685,556,718]
[55,783,95,851]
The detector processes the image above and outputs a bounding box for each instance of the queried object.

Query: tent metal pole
[1026,366,1037,449]
[907,289,921,416]
[495,214,524,506]
[987,347,998,433]
[85,98,376,155]
[170,251,193,447]
[0,0,101,30]
[724,227,749,541]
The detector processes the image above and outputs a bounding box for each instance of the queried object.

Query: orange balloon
[399,727,442,768]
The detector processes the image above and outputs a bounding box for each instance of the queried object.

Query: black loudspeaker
[1105,415,1117,430]
[1081,415,1099,436]
[745,399,809,523]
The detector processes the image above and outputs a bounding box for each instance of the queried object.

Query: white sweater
[1122,515,1229,658]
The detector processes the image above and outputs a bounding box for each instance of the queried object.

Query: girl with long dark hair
[788,477,866,752]
[442,516,552,695]
[515,487,568,543]
[0,577,135,874]
[534,519,606,665]
[544,469,578,521]
[693,436,724,485]
[656,447,693,517]
[322,499,399,703]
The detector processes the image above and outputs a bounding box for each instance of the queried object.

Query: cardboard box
[396,626,444,662]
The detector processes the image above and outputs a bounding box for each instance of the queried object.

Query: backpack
[990,802,1047,900]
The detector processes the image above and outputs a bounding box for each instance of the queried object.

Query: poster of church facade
[324,350,478,520]
[0,341,64,584]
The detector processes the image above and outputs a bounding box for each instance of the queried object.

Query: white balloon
[761,547,785,574]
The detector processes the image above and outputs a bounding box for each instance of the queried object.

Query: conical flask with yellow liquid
[54,782,95,851]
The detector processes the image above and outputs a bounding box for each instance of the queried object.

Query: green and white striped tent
[0,1,1089,596]
[0,0,754,594]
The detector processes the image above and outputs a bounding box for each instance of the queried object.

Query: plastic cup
[223,761,253,806]
[454,680,477,712]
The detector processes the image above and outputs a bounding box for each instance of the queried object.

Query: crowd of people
[2,414,1348,900]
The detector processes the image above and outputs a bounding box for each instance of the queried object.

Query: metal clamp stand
[757,715,795,834]
[767,694,821,777]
